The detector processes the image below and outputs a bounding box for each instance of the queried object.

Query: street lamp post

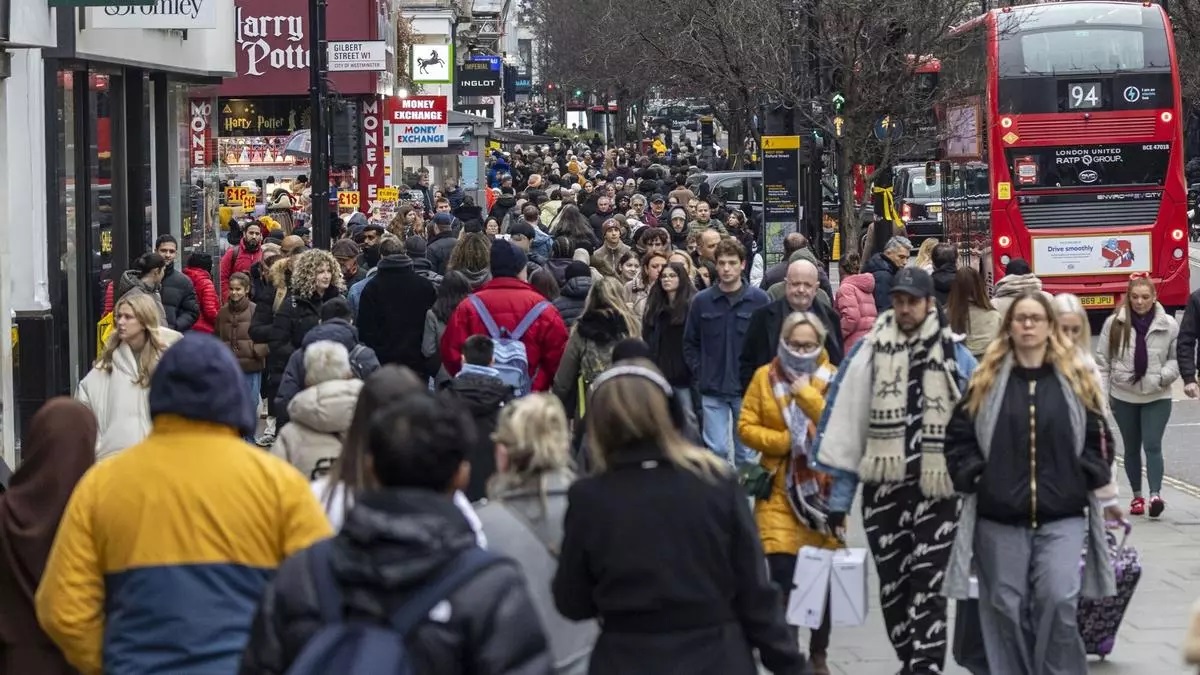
[308,0,330,249]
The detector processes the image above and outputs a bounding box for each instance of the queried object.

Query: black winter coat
[426,230,459,276]
[161,266,200,332]
[249,267,288,407]
[440,372,514,501]
[862,252,899,312]
[738,297,842,390]
[270,285,342,386]
[932,262,956,308]
[358,255,438,376]
[1178,287,1200,384]
[490,196,517,225]
[945,364,1113,527]
[552,444,805,675]
[643,308,691,386]
[238,489,553,675]
[551,276,591,328]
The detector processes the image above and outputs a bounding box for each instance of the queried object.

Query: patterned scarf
[768,343,836,534]
[862,309,960,499]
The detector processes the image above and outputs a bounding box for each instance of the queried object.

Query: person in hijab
[0,398,96,675]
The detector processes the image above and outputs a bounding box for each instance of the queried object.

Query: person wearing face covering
[738,311,841,675]
[0,398,97,674]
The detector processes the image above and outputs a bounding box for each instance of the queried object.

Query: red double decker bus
[944,1,1189,311]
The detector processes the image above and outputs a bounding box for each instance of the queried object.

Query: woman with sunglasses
[1095,275,1179,518]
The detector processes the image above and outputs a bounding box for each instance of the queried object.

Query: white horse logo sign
[411,44,453,84]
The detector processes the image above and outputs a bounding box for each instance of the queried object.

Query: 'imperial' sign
[88,0,217,29]
[387,96,449,148]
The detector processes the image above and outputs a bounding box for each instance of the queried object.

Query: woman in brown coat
[0,397,96,674]
[217,271,268,441]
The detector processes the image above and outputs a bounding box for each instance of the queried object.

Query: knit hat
[490,239,528,278]
[669,207,687,221]
[149,333,255,437]
[331,239,361,259]
[404,235,428,258]
[433,212,455,229]
[565,261,591,281]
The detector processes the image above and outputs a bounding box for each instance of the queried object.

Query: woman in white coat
[76,293,181,459]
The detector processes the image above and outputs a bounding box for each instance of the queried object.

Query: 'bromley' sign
[456,60,501,96]
[387,96,449,148]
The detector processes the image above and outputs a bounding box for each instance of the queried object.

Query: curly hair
[290,249,345,300]
[448,233,491,275]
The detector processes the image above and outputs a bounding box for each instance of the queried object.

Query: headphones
[589,364,689,430]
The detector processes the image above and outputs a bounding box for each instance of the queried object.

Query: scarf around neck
[1130,308,1153,383]
[862,309,960,499]
[768,346,836,534]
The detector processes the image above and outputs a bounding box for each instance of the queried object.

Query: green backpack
[576,339,616,419]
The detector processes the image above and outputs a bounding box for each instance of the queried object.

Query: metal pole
[309,0,330,249]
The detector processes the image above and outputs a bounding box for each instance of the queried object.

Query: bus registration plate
[1079,295,1115,308]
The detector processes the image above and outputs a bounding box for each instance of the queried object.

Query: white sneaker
[258,397,268,419]
[255,417,276,447]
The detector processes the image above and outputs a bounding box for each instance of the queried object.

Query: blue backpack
[285,541,499,675]
[467,295,550,397]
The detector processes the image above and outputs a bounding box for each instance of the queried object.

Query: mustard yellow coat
[738,359,841,555]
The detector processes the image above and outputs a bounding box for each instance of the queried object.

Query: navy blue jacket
[862,252,900,312]
[683,283,771,396]
[273,319,380,426]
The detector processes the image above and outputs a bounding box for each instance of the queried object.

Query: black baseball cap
[890,267,934,299]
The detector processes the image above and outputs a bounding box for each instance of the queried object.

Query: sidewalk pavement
[820,478,1200,674]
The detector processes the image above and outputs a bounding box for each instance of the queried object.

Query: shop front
[189,0,400,229]
[10,1,236,453]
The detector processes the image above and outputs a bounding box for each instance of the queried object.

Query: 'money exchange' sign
[387,95,448,148]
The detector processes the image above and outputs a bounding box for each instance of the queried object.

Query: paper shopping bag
[786,546,834,629]
[830,548,869,627]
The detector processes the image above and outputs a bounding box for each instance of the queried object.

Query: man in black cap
[645,194,667,227]
[440,239,568,395]
[812,266,978,675]
[426,212,459,275]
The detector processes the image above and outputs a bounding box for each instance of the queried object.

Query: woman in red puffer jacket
[835,253,877,350]
[183,252,220,333]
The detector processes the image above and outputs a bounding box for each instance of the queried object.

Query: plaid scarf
[768,355,836,534]
[862,309,960,499]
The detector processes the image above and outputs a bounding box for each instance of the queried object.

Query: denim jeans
[701,394,757,468]
[244,372,262,442]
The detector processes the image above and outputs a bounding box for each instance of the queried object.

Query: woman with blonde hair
[738,311,840,675]
[911,237,938,273]
[551,276,640,419]
[943,291,1119,674]
[552,360,803,675]
[476,394,598,674]
[76,293,182,459]
[1095,275,1178,517]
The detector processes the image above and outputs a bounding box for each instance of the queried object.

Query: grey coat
[476,470,596,674]
[942,357,1117,601]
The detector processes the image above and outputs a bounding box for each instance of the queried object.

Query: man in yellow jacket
[36,333,332,675]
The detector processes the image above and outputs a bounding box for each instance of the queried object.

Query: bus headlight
[998,235,1012,248]
[1000,254,1011,265]
[1174,248,1184,259]
[1173,228,1186,241]
[1162,112,1173,123]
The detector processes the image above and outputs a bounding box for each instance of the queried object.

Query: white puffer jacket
[1095,302,1180,404]
[271,378,363,480]
[75,327,182,460]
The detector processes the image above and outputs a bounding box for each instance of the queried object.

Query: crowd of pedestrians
[6,141,1200,675]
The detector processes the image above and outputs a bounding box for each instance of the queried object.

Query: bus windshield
[998,5,1170,76]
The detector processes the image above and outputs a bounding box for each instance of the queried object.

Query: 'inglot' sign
[387,95,449,148]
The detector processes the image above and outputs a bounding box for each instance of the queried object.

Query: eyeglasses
[1012,314,1048,326]
[785,340,821,352]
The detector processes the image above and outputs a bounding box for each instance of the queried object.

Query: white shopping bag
[830,548,869,627]
[786,546,834,629]
[969,574,979,600]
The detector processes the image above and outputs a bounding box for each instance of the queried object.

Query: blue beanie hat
[149,333,256,437]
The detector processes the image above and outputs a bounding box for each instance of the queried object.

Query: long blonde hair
[488,394,574,500]
[964,291,1102,416]
[1107,277,1156,362]
[583,276,641,338]
[913,237,938,269]
[96,294,171,387]
[587,359,726,480]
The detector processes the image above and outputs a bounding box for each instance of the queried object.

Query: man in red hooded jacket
[440,239,568,392]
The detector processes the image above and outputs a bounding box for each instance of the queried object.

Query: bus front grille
[1018,199,1161,228]
[1017,116,1158,143]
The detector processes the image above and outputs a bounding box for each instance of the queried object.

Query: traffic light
[546,82,556,92]
[574,89,583,97]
